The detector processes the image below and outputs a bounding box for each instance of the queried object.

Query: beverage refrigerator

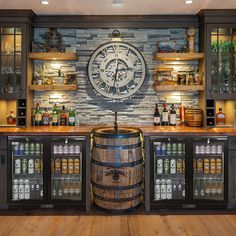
[7,136,87,209]
[148,136,228,210]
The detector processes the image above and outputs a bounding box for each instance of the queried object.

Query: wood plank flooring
[0,213,236,236]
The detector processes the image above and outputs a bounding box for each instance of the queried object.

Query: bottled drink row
[193,158,222,175]
[13,143,43,156]
[12,178,43,200]
[193,178,224,200]
[14,158,43,175]
[53,144,80,155]
[51,178,81,199]
[52,158,80,174]
[154,179,185,200]
[155,142,185,156]
[33,103,77,126]
[195,144,223,155]
[156,158,185,175]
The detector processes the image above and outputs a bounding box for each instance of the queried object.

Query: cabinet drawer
[0,137,7,150]
[229,137,236,150]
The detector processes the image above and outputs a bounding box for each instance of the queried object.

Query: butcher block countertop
[0,126,236,136]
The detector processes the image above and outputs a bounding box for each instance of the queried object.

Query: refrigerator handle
[0,154,5,165]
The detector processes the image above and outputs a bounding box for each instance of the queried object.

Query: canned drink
[74,159,80,174]
[210,159,216,174]
[166,143,171,155]
[216,159,222,174]
[62,159,68,174]
[68,159,74,174]
[177,159,183,173]
[55,159,61,173]
[156,159,163,174]
[21,159,28,174]
[15,159,21,174]
[28,159,34,174]
[177,143,182,155]
[193,159,197,174]
[51,159,55,174]
[170,159,176,174]
[12,179,19,200]
[35,143,41,155]
[19,143,24,156]
[204,158,210,174]
[172,143,177,155]
[25,143,29,155]
[35,159,41,174]
[163,159,170,174]
[30,143,35,155]
[197,159,203,174]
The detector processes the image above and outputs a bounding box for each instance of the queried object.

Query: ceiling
[0,0,235,15]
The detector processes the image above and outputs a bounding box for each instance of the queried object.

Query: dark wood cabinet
[0,136,7,209]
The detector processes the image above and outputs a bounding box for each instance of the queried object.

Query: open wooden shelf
[28,84,78,91]
[153,84,205,91]
[153,52,204,61]
[29,52,79,61]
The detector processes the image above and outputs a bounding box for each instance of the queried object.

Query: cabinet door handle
[1,155,5,165]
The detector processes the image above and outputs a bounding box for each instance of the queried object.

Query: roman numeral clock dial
[88,42,146,99]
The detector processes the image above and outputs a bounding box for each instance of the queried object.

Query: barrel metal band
[93,193,142,202]
[93,131,141,139]
[92,181,142,190]
[93,142,141,150]
[91,158,143,168]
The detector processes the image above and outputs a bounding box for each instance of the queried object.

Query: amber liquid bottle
[60,105,68,126]
[216,108,226,126]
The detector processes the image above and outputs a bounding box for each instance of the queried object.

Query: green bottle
[68,108,76,126]
[52,104,59,126]
[35,103,42,126]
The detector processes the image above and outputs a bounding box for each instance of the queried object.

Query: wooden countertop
[0,125,236,136]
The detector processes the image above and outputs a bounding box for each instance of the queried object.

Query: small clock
[187,27,196,37]
[88,41,146,100]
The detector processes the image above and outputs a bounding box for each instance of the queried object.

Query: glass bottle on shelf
[68,108,76,126]
[153,103,160,126]
[161,103,169,126]
[35,103,42,126]
[6,110,16,125]
[42,108,50,126]
[60,105,68,126]
[216,108,226,126]
[169,104,176,126]
[52,104,59,126]
[179,102,186,125]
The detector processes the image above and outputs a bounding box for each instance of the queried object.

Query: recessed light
[41,0,49,5]
[112,0,123,6]
[185,0,193,4]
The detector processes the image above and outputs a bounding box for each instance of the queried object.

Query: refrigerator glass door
[193,139,225,201]
[153,138,186,201]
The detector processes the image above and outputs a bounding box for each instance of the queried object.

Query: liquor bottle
[179,102,186,125]
[216,108,226,125]
[68,108,76,126]
[52,104,59,126]
[153,103,160,126]
[42,108,50,126]
[169,104,176,126]
[6,110,16,125]
[35,103,42,126]
[161,103,169,126]
[60,105,68,126]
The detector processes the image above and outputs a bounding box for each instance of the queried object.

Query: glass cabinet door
[0,27,22,95]
[153,138,186,201]
[51,138,83,201]
[211,27,236,94]
[193,138,225,201]
[10,138,44,201]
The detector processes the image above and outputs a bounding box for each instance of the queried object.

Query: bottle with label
[216,108,226,125]
[52,104,59,126]
[12,179,19,200]
[161,103,169,126]
[35,103,42,126]
[68,108,76,126]
[153,103,160,126]
[179,102,186,125]
[170,159,176,174]
[42,108,50,126]
[154,179,161,200]
[6,110,16,125]
[166,179,172,200]
[169,104,176,126]
[24,179,30,200]
[156,159,163,174]
[160,179,167,200]
[60,105,68,126]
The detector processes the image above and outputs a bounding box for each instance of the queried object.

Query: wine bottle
[60,105,68,126]
[153,103,160,126]
[52,104,59,126]
[68,108,76,126]
[161,103,169,126]
[169,104,176,126]
[35,103,42,126]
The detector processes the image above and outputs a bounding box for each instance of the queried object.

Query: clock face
[88,42,146,99]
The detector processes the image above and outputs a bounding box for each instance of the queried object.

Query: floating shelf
[153,52,204,61]
[29,52,79,61]
[28,84,78,91]
[153,84,205,91]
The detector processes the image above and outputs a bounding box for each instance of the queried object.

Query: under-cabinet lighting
[112,0,123,6]
[41,0,49,5]
[185,0,193,4]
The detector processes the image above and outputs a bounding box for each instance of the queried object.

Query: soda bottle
[172,143,177,155]
[24,179,30,200]
[21,159,28,174]
[161,143,166,156]
[154,179,161,200]
[160,179,167,200]
[170,159,176,174]
[166,142,171,155]
[25,143,29,155]
[163,159,170,174]
[12,179,19,200]
[166,179,172,200]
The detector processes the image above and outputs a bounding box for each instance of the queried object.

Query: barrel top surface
[93,127,141,138]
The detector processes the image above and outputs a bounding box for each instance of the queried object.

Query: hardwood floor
[0,212,236,236]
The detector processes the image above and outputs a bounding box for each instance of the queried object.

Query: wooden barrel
[186,108,203,127]
[91,127,143,212]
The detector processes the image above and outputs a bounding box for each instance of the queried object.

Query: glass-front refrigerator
[8,137,44,204]
[150,137,188,208]
[50,137,84,203]
[192,137,228,208]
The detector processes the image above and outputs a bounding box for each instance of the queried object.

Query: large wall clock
[88,41,146,100]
